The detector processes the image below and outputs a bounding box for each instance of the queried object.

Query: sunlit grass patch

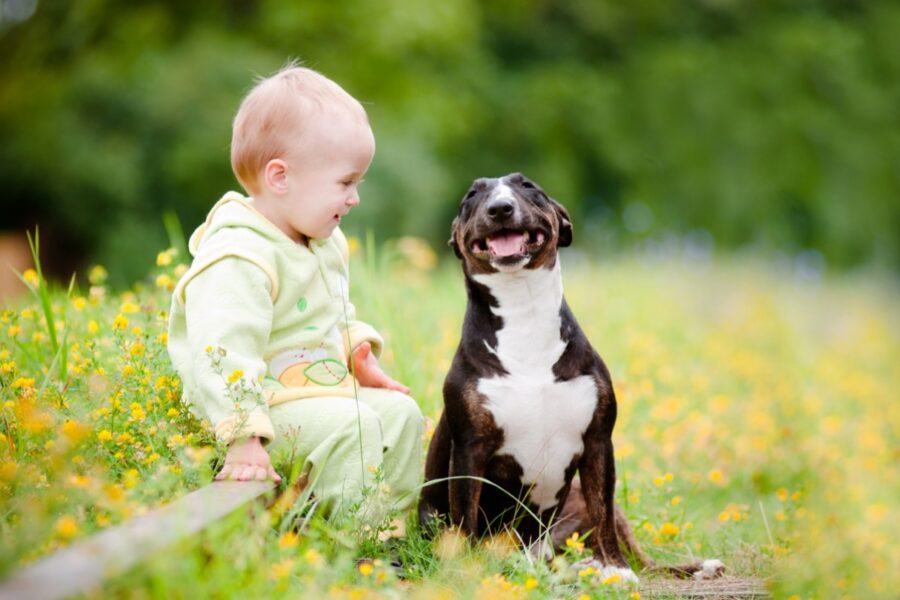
[1,240,897,598]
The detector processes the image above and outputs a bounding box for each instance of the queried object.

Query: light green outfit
[168,191,423,514]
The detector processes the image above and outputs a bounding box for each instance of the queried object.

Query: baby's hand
[215,436,282,482]
[351,342,411,394]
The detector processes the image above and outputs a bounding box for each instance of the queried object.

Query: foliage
[2,1,900,283]
[1,237,897,598]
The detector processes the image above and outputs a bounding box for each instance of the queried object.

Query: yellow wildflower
[776,488,789,502]
[671,496,682,506]
[97,430,113,442]
[707,469,724,484]
[12,377,35,389]
[524,577,538,590]
[113,314,129,330]
[602,573,622,585]
[88,265,108,285]
[227,369,244,383]
[166,407,180,418]
[278,531,299,549]
[659,522,680,536]
[130,402,146,421]
[304,548,324,568]
[68,474,91,488]
[270,558,294,579]
[56,516,80,539]
[358,562,373,576]
[130,342,145,357]
[155,274,173,289]
[120,301,140,314]
[123,469,140,489]
[1,361,16,374]
[22,268,39,287]
[7,325,20,337]
[87,320,100,334]
[156,250,174,266]
[72,297,87,311]
[565,531,585,552]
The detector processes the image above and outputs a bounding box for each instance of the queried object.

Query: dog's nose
[486,198,515,221]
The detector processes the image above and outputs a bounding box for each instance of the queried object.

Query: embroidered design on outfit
[303,359,349,386]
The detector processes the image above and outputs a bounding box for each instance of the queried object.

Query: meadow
[0,236,897,599]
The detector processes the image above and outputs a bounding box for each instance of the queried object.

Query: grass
[0,236,897,599]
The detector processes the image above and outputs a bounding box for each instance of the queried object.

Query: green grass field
[1,238,897,599]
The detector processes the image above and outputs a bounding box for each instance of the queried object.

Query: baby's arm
[181,258,280,480]
[216,436,281,482]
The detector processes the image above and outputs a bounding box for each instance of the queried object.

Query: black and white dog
[419,173,724,582]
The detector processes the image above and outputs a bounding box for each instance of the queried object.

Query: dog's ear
[550,198,573,247]
[448,217,463,259]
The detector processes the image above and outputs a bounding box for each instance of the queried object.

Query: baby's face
[279,107,375,241]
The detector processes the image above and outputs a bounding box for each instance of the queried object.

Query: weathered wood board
[0,480,275,600]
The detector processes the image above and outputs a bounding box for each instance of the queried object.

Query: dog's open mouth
[471,229,546,259]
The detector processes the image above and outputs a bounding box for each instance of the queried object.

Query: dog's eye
[464,189,477,200]
[520,181,535,189]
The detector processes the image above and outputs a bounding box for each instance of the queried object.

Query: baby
[167,64,424,516]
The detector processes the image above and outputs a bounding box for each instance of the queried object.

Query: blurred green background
[1,0,898,285]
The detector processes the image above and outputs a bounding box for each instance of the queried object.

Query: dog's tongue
[487,231,526,257]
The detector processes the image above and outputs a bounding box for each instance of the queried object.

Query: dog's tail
[551,478,725,580]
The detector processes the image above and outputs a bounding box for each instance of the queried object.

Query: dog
[419,173,724,582]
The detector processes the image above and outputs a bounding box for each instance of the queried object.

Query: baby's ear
[264,159,289,194]
[448,217,463,260]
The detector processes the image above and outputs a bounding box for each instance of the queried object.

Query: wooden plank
[640,576,771,599]
[0,480,276,600]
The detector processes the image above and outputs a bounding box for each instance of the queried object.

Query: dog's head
[449,173,572,274]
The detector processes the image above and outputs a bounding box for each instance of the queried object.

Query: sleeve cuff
[214,411,276,445]
[345,322,384,359]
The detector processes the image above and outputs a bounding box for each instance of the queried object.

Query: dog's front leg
[448,435,497,537]
[579,429,631,571]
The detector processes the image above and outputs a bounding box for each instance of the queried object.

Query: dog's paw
[692,559,725,580]
[573,558,640,586]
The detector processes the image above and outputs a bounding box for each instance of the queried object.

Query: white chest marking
[473,263,597,511]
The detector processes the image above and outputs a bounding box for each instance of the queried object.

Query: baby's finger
[253,465,267,481]
[236,464,255,481]
[216,463,235,481]
[384,376,410,395]
[268,466,283,482]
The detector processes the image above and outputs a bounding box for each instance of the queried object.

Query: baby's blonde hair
[230,62,367,195]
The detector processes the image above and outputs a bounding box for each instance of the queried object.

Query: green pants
[267,388,424,518]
